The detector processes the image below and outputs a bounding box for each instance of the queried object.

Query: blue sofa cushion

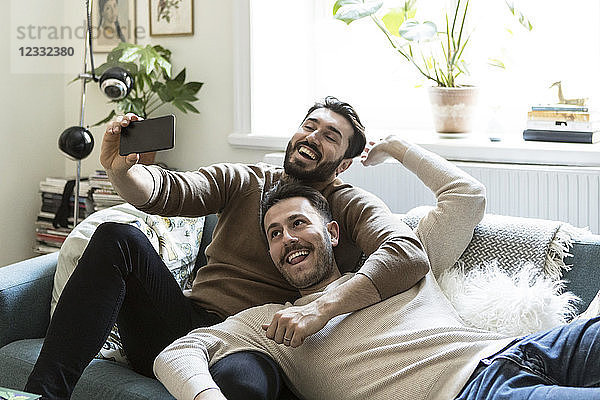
[0,252,57,348]
[0,339,174,400]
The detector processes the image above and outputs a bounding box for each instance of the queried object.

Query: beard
[277,228,336,290]
[283,141,344,183]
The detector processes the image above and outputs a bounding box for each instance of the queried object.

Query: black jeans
[25,222,288,400]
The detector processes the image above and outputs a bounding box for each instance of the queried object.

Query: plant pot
[428,86,478,137]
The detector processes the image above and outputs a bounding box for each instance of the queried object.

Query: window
[232,0,600,153]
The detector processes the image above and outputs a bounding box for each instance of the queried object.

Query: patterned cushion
[51,203,204,364]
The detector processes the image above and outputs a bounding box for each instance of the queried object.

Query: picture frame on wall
[149,0,194,36]
[92,0,137,52]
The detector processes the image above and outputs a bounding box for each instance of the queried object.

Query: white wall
[1,0,270,265]
[0,1,67,265]
[75,0,266,179]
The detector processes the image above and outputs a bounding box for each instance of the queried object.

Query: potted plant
[93,43,203,162]
[333,0,532,136]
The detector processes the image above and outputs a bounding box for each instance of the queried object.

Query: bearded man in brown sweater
[25,97,429,400]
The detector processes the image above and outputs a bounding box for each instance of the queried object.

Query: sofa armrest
[562,235,600,313]
[0,252,58,348]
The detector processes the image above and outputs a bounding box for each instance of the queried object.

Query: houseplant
[333,0,532,135]
[91,42,203,162]
[94,42,203,123]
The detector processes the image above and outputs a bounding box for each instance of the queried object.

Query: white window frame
[228,0,600,167]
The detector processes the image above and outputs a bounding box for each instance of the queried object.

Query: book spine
[526,120,594,132]
[527,111,591,122]
[523,129,596,144]
[531,106,588,112]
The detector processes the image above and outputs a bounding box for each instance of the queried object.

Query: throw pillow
[439,260,579,336]
[51,203,205,364]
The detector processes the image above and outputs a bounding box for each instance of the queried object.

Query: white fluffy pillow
[438,260,579,336]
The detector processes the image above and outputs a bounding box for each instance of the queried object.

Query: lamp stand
[73,0,93,226]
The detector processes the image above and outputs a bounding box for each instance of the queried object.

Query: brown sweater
[153,145,513,400]
[139,163,427,318]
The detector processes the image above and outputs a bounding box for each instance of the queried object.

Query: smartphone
[119,114,175,156]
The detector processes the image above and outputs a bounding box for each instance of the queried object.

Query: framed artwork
[92,0,137,52]
[149,0,194,36]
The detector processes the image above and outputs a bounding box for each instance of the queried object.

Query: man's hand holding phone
[101,113,175,175]
[100,113,142,176]
[100,113,175,207]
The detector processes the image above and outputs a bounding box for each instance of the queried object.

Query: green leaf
[139,50,158,76]
[172,100,188,113]
[151,81,164,92]
[165,79,182,92]
[399,19,437,42]
[333,0,350,16]
[488,58,506,69]
[156,56,172,78]
[92,110,117,127]
[152,45,172,62]
[174,68,186,84]
[177,94,199,102]
[456,59,470,76]
[106,47,125,63]
[185,81,204,94]
[504,0,533,31]
[333,0,383,25]
[183,101,200,113]
[382,2,417,37]
[157,85,174,102]
[120,45,144,63]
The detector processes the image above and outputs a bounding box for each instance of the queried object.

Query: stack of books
[34,177,93,254]
[89,170,126,211]
[523,104,599,144]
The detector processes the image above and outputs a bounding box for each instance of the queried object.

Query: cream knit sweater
[154,145,514,400]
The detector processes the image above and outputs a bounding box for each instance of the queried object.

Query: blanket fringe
[545,223,590,280]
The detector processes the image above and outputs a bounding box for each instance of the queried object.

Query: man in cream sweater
[155,138,600,400]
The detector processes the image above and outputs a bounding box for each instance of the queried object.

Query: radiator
[263,153,600,234]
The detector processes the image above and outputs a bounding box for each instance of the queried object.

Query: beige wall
[0,2,67,265]
[2,0,268,265]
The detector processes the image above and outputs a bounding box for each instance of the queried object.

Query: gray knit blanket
[401,207,583,280]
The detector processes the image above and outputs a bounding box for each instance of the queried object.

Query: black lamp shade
[58,126,94,160]
[99,67,134,100]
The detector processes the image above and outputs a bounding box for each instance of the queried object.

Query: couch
[1,213,599,399]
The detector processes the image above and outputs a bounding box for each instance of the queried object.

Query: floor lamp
[58,0,96,227]
[58,0,133,226]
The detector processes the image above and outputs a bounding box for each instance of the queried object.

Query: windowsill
[228,130,600,167]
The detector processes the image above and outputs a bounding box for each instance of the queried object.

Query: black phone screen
[119,114,175,156]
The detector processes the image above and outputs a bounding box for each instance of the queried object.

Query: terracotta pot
[428,86,478,136]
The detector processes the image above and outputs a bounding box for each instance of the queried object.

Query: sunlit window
[250,0,600,140]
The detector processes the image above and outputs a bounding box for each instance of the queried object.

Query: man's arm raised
[100,113,155,206]
[263,139,432,348]
[363,135,486,277]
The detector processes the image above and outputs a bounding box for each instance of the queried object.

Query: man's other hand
[100,113,143,176]
[261,302,329,348]
[360,135,409,166]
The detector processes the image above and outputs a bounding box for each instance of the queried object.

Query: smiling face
[284,108,354,185]
[264,196,340,293]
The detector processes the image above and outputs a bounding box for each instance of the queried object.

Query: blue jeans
[456,316,600,399]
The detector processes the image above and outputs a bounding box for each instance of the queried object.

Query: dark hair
[261,179,333,234]
[303,96,366,159]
